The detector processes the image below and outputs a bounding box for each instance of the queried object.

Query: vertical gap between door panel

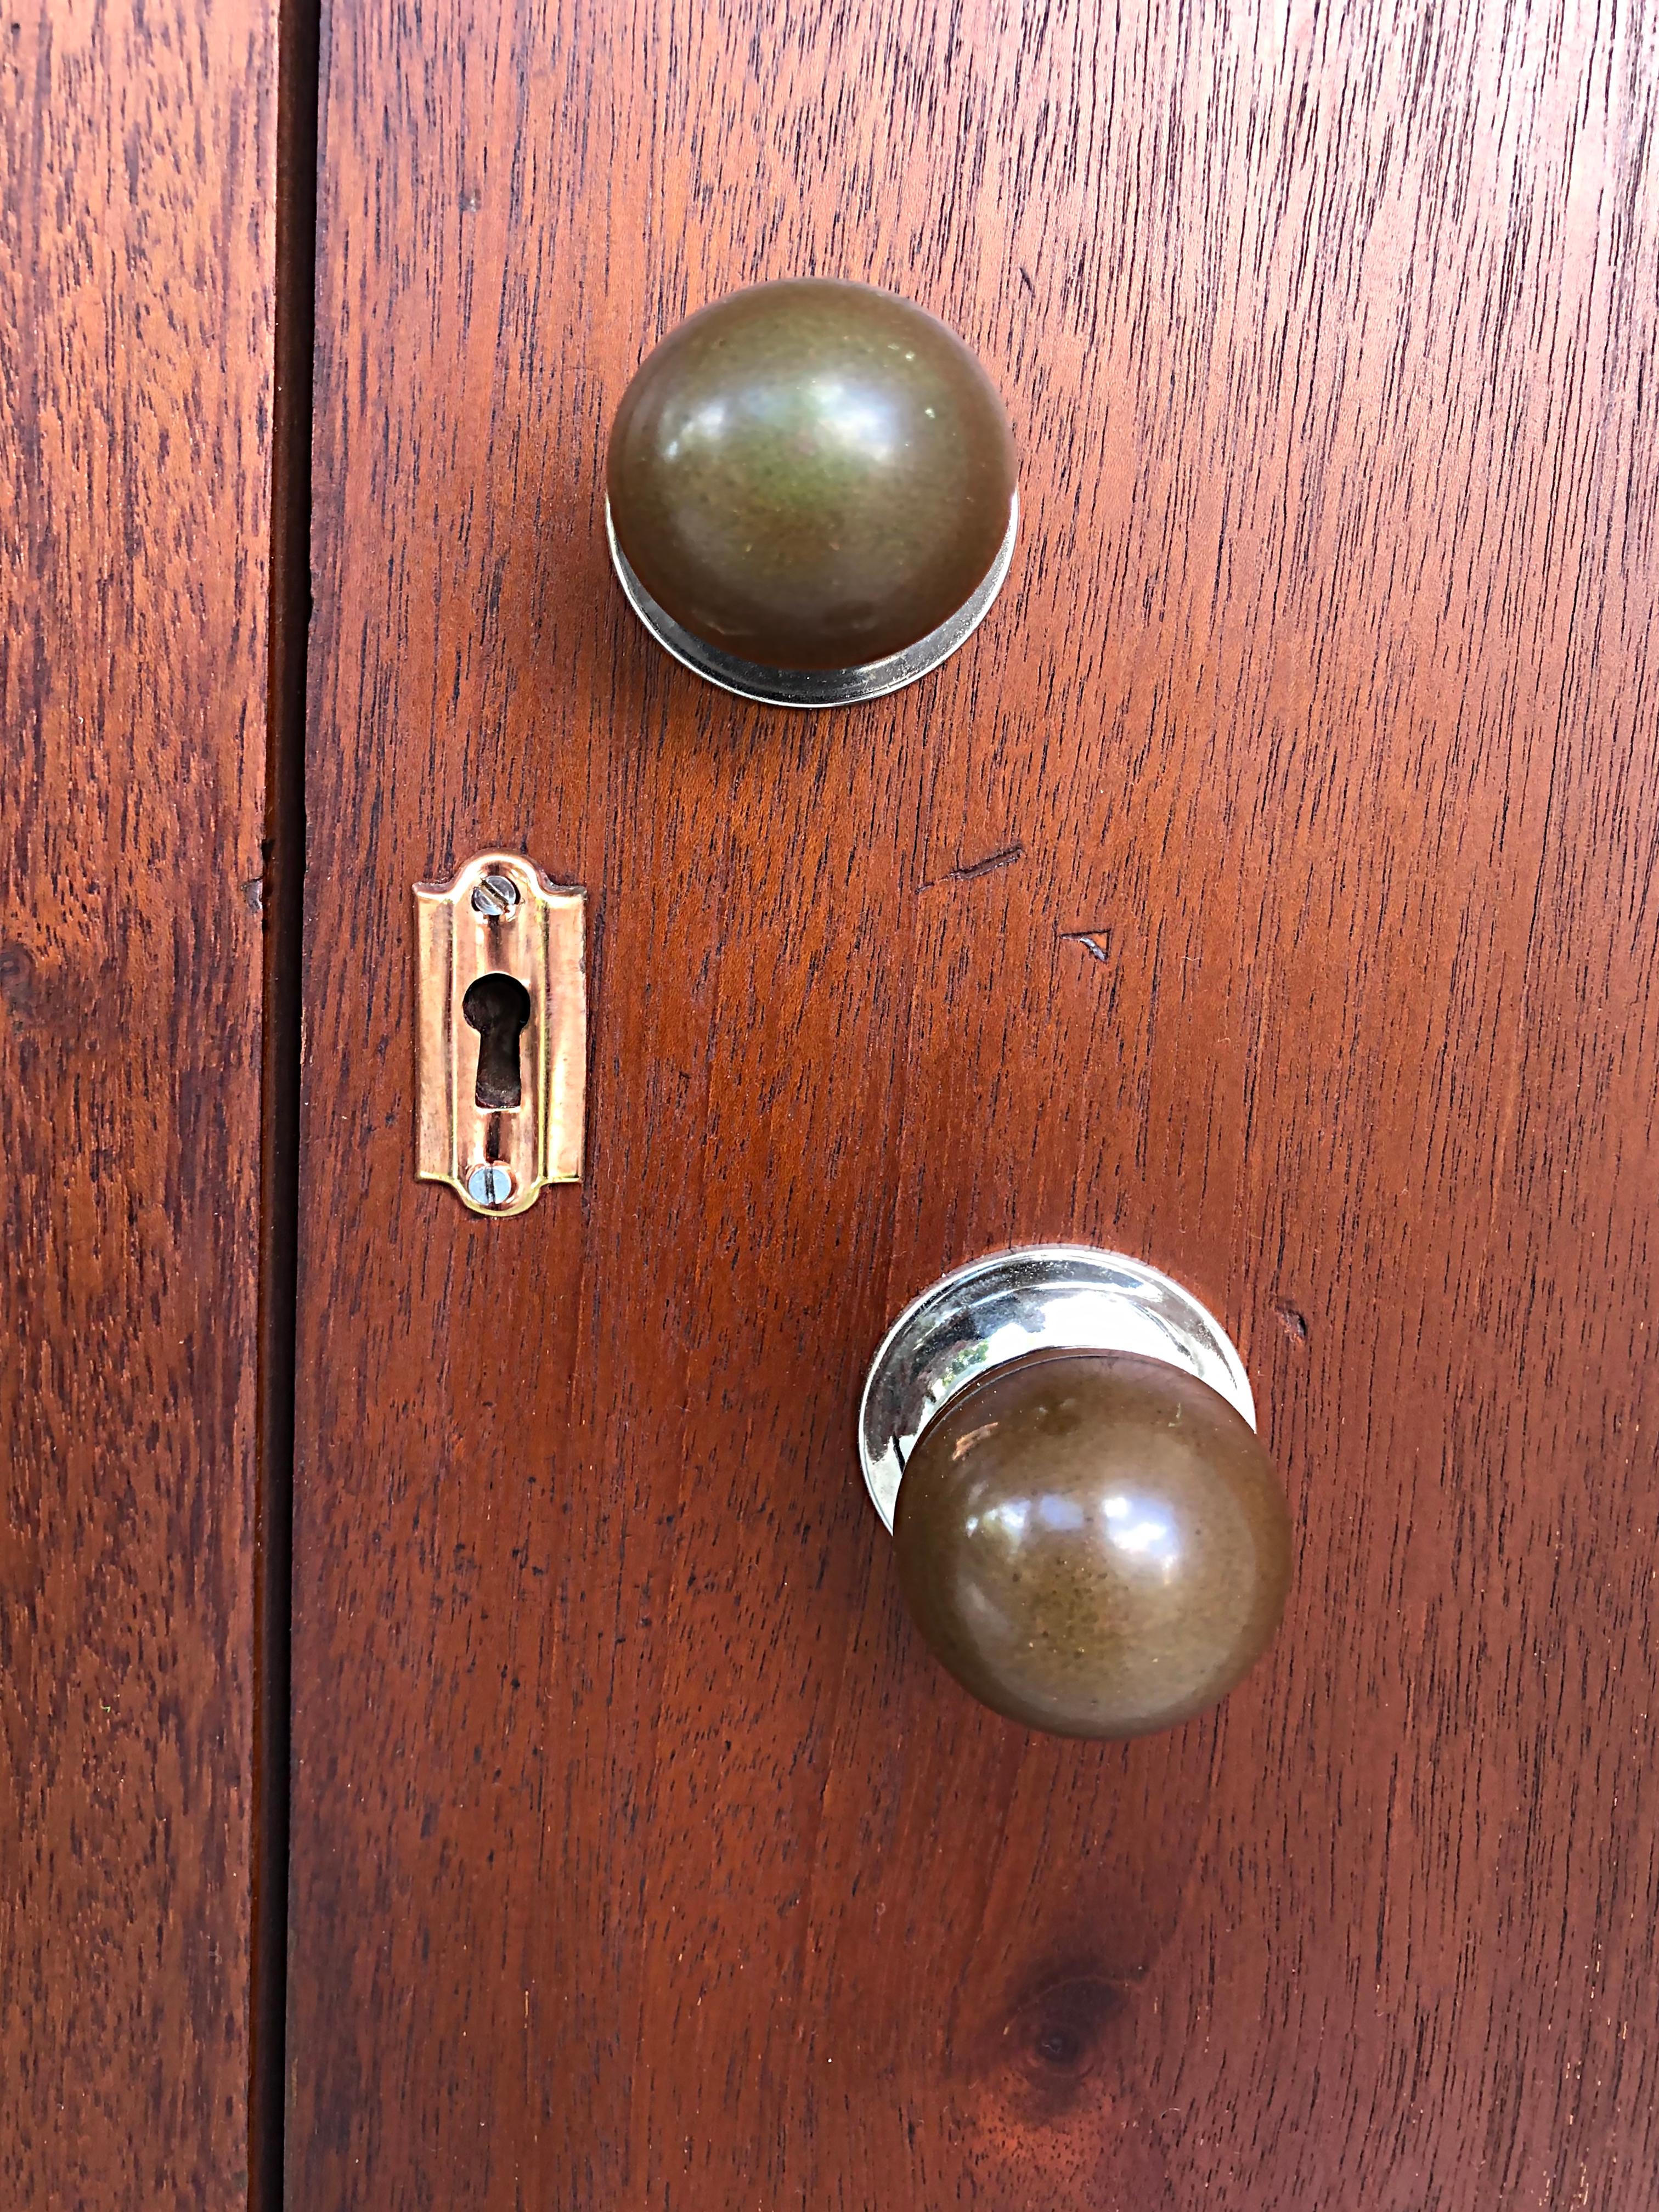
[252,0,319,2198]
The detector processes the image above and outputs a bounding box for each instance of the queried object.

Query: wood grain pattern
[0,0,278,2201]
[290,1,1659,2204]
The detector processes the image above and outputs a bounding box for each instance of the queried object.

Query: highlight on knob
[605,278,1018,708]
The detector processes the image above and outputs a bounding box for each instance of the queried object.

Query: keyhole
[462,972,531,1110]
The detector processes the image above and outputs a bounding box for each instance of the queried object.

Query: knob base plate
[859,1246,1256,1531]
[606,497,1018,709]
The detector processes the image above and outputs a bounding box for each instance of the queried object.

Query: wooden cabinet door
[2,0,283,2202]
[287,4,1659,2205]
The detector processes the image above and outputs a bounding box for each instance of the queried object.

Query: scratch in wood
[930,841,1025,887]
[1060,929,1112,962]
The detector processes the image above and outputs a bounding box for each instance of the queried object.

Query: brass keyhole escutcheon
[462,972,531,1110]
[414,853,586,1216]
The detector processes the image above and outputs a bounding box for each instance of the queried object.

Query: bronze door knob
[606,278,1018,707]
[859,1249,1293,1739]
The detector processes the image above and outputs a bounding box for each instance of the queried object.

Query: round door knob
[606,279,1018,707]
[859,1249,1293,1740]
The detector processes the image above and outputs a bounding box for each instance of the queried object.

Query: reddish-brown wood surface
[0,0,279,2203]
[290,2,1659,2204]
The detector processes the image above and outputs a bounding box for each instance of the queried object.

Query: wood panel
[0,0,278,2202]
[290,1,1659,2204]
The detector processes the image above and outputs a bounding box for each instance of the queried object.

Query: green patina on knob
[894,1351,1292,1740]
[607,279,1017,672]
